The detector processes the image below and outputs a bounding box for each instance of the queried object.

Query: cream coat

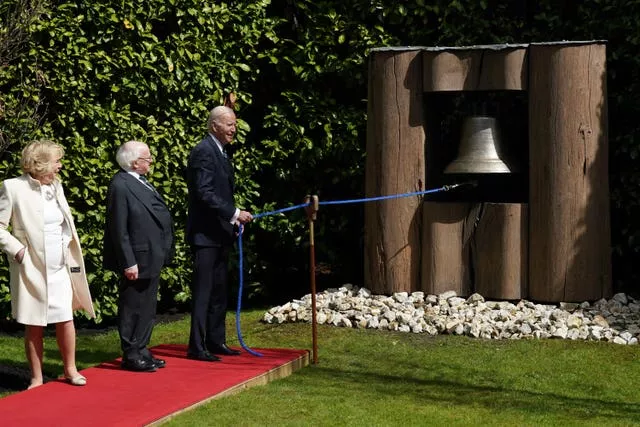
[0,174,95,326]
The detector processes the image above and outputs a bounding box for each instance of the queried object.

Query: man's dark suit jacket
[186,134,235,248]
[103,170,174,278]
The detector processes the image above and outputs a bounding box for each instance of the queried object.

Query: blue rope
[318,186,447,206]
[234,184,458,355]
[235,224,263,356]
[252,202,309,220]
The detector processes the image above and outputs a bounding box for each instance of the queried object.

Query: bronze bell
[444,116,514,174]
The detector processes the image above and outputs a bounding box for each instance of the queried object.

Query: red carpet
[0,344,309,426]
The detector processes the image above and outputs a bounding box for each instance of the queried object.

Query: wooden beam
[423,47,527,91]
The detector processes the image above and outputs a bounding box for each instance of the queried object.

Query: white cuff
[230,208,240,224]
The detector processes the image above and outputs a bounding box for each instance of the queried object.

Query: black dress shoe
[121,358,157,372]
[209,343,241,356]
[145,356,166,369]
[187,351,221,362]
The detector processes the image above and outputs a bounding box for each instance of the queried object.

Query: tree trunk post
[365,49,426,294]
[528,42,612,302]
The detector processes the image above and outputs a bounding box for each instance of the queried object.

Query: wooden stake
[304,195,319,364]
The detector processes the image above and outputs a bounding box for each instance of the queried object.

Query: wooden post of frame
[364,49,426,294]
[528,41,612,302]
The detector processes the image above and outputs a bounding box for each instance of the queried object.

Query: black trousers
[118,275,159,362]
[188,245,230,355]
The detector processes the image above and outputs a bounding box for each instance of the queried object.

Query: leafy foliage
[0,0,281,320]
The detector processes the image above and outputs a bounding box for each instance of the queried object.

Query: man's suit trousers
[118,276,159,362]
[188,245,231,355]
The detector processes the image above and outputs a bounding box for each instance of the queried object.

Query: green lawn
[2,310,639,426]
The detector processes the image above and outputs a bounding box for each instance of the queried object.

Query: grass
[1,310,640,426]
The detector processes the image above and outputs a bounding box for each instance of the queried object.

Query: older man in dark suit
[186,106,253,361]
[103,140,174,372]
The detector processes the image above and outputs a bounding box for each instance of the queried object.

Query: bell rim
[444,159,513,174]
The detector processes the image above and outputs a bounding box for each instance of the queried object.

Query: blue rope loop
[235,184,462,355]
[235,224,263,357]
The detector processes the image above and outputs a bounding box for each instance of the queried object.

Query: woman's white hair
[116,140,146,171]
[21,140,64,176]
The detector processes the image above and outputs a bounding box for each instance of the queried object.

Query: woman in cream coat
[0,140,95,389]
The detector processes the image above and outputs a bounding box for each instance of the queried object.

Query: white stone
[394,292,409,303]
[592,315,609,328]
[439,290,457,300]
[566,328,580,340]
[620,331,634,342]
[466,293,485,304]
[424,324,438,335]
[367,317,380,329]
[383,310,396,322]
[560,302,580,311]
[551,326,568,339]
[411,291,425,301]
[379,318,389,329]
[551,310,569,321]
[449,297,466,308]
[316,312,327,325]
[589,326,603,340]
[519,323,532,335]
[468,324,481,338]
[444,320,461,334]
[613,336,627,345]
[357,288,372,298]
[397,313,412,325]
[268,306,280,315]
[612,293,628,305]
[566,314,582,329]
[425,294,438,305]
[261,287,640,346]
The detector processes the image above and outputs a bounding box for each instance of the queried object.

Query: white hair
[116,140,147,171]
[207,105,235,132]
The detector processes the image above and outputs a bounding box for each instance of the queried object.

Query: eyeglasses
[138,156,153,163]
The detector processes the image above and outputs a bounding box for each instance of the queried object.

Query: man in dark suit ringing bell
[186,105,253,361]
[103,140,175,372]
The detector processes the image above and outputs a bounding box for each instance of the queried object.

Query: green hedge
[0,0,282,322]
[1,0,640,323]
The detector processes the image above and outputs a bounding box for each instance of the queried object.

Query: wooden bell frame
[364,42,611,303]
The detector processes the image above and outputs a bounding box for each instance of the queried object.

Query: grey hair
[207,105,235,133]
[116,140,146,171]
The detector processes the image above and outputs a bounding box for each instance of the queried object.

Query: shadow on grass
[307,365,640,422]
